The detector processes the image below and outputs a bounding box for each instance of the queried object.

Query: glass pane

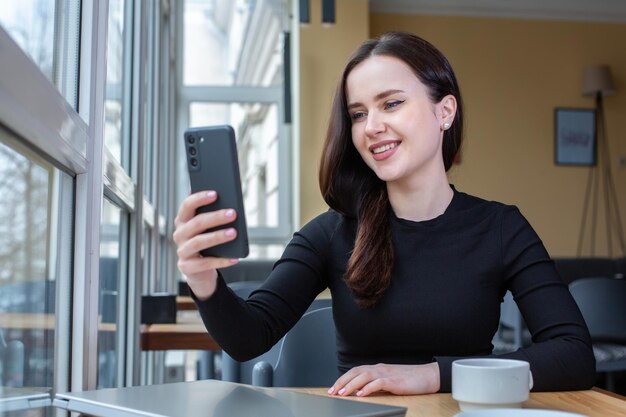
[0,127,72,398]
[0,1,55,81]
[183,0,283,87]
[104,0,127,166]
[189,102,279,228]
[98,199,127,389]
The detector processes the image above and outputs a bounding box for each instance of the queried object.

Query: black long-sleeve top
[193,187,596,392]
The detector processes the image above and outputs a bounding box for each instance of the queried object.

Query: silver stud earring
[443,122,451,130]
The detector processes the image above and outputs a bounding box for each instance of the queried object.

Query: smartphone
[184,125,249,259]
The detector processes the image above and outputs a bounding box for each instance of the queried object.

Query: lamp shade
[582,65,615,97]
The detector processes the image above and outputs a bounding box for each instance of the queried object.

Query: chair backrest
[306,297,332,312]
[261,306,338,387]
[554,258,620,285]
[222,343,281,384]
[219,260,276,284]
[221,295,333,384]
[569,277,626,344]
[227,280,265,299]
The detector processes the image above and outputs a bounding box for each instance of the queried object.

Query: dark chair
[227,280,265,299]
[492,291,531,354]
[219,260,276,284]
[569,277,626,391]
[307,297,332,312]
[252,306,338,387]
[220,295,333,384]
[554,257,620,285]
[617,257,626,279]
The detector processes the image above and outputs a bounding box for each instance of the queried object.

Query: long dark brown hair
[319,31,464,308]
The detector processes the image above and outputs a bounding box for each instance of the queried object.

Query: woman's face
[346,55,454,188]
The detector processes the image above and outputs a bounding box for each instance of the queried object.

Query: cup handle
[529,370,534,390]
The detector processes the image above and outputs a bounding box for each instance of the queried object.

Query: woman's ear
[437,95,457,128]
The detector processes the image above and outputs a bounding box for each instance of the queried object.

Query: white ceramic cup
[452,358,533,411]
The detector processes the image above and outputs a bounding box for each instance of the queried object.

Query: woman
[173,31,595,396]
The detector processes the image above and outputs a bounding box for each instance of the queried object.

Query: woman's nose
[364,112,385,136]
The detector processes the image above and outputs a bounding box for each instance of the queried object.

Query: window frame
[175,0,295,249]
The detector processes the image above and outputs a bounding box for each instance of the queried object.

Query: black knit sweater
[194,187,596,392]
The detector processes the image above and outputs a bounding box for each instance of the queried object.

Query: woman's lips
[370,141,400,161]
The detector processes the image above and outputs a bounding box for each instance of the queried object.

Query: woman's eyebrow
[347,89,404,110]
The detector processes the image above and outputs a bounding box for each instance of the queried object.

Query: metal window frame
[0,8,89,396]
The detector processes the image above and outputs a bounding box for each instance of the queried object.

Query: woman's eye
[384,100,404,110]
[351,112,366,121]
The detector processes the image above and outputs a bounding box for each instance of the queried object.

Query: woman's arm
[436,206,596,392]
[191,213,334,361]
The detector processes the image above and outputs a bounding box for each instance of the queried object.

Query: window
[0,0,282,396]
[105,0,131,167]
[179,0,293,256]
[0,0,81,107]
[0,2,56,81]
[98,199,129,389]
[0,126,73,400]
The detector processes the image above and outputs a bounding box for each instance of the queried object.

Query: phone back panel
[185,125,249,258]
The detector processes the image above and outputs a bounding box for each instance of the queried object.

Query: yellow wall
[299,0,369,224]
[298,9,626,257]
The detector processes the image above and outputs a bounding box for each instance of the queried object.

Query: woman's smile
[370,140,401,161]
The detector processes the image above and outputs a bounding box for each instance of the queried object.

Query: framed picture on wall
[554,108,596,166]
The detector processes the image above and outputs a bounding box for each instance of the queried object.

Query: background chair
[220,292,332,384]
[553,257,622,285]
[252,306,338,387]
[492,291,531,354]
[219,260,276,284]
[568,277,626,391]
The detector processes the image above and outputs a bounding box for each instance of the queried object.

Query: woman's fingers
[176,227,237,260]
[174,190,217,227]
[174,206,238,251]
[172,191,243,300]
[328,363,440,397]
[329,365,375,396]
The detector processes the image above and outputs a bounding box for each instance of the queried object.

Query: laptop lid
[54,379,406,417]
[0,387,51,413]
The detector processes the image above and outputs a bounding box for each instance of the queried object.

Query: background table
[294,388,626,417]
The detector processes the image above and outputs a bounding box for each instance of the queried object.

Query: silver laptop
[54,379,406,417]
[0,386,52,413]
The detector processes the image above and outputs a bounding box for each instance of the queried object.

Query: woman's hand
[327,362,440,397]
[173,190,240,300]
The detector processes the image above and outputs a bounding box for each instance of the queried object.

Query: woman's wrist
[426,361,441,393]
[186,270,219,301]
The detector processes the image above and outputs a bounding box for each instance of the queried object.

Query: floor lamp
[577,65,626,257]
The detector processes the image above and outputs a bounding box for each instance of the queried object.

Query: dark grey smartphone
[184,125,249,259]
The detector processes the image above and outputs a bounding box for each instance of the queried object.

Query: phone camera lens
[190,158,198,167]
[186,135,195,144]
[188,147,197,156]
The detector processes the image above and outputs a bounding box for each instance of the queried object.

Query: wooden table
[0,312,219,352]
[293,387,626,417]
[139,318,220,351]
[176,296,196,311]
[0,312,115,332]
